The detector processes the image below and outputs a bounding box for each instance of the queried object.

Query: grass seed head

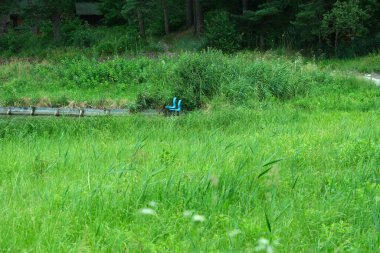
[139,208,156,216]
[192,214,206,223]
[254,238,274,253]
[228,229,241,238]
[183,210,193,217]
[148,201,157,208]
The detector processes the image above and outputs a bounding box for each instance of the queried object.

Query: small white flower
[139,208,156,216]
[228,229,241,237]
[258,238,269,246]
[255,238,275,253]
[148,201,157,208]
[192,214,206,222]
[183,210,193,217]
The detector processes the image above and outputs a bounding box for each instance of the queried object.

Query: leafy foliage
[1,0,380,57]
[204,10,241,52]
[0,51,346,109]
[322,0,370,56]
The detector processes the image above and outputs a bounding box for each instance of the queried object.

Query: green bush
[205,10,241,53]
[11,51,332,109]
[170,51,320,108]
[132,93,164,112]
[69,29,95,48]
[172,51,226,108]
[0,30,42,55]
[53,56,163,90]
[61,19,94,47]
[96,40,116,55]
[0,25,146,58]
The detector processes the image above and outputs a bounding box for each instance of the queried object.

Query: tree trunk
[0,15,8,34]
[137,9,145,38]
[26,0,38,35]
[334,30,338,56]
[52,10,61,43]
[185,0,193,28]
[242,0,248,13]
[162,0,170,35]
[194,0,203,36]
[260,35,264,48]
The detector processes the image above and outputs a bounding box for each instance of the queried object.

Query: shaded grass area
[0,103,379,251]
[0,25,146,58]
[319,54,380,73]
[161,29,207,52]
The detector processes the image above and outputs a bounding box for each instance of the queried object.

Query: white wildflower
[139,208,156,216]
[192,214,206,223]
[148,201,157,208]
[228,229,241,238]
[258,238,269,246]
[255,238,275,253]
[183,210,193,217]
[267,246,274,253]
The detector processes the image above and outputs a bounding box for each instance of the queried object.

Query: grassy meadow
[319,54,380,73]
[0,52,380,252]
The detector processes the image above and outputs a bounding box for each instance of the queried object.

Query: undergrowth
[0,51,350,110]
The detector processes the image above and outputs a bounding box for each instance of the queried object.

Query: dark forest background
[0,0,379,58]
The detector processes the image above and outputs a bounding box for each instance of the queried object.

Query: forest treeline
[0,0,380,57]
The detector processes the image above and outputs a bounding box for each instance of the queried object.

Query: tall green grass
[320,54,380,73]
[0,105,379,251]
[1,51,380,251]
[0,51,342,109]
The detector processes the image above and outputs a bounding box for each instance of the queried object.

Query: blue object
[169,100,182,113]
[165,97,177,109]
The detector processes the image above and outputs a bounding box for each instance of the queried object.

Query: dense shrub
[61,19,93,47]
[0,25,146,58]
[170,51,321,108]
[172,52,227,108]
[96,41,116,56]
[23,51,331,109]
[55,57,148,88]
[0,30,42,55]
[68,29,95,48]
[94,27,144,56]
[205,10,241,53]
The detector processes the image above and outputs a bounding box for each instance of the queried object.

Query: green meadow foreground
[0,53,380,251]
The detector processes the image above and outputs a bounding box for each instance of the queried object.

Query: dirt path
[363,74,380,86]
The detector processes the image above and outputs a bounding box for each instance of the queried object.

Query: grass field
[0,51,343,109]
[319,54,380,73]
[0,52,380,252]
